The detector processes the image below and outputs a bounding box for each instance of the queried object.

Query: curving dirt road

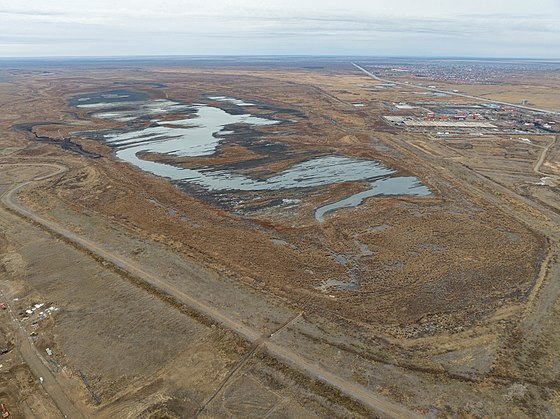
[1,162,420,419]
[534,136,558,177]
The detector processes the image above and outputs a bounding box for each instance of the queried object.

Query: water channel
[73,91,431,218]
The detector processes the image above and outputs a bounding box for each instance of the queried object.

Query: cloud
[0,9,62,17]
[0,34,95,45]
[0,0,558,57]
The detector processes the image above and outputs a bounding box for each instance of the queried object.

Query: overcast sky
[1,0,559,58]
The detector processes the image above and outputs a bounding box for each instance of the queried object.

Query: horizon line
[0,54,559,61]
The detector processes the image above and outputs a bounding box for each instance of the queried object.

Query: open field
[356,58,560,111]
[1,57,559,417]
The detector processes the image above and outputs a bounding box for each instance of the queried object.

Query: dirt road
[1,162,420,419]
[0,290,85,419]
[534,136,558,177]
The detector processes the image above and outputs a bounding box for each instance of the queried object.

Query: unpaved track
[0,289,85,419]
[388,133,560,314]
[384,129,560,389]
[1,162,420,419]
[195,311,304,418]
[1,164,84,419]
[534,136,558,177]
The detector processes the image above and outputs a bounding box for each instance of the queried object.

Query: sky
[1,0,559,58]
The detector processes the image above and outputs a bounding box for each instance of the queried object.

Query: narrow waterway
[315,177,431,222]
[73,92,431,215]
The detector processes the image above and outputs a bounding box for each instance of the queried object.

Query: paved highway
[352,62,560,116]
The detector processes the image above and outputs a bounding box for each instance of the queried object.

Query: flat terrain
[1,57,559,417]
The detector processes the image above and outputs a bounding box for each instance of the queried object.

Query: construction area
[0,57,559,417]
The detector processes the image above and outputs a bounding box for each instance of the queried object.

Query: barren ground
[1,58,559,417]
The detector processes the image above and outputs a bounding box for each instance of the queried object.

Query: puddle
[385,261,403,270]
[418,243,446,253]
[271,238,298,250]
[497,227,520,242]
[367,224,390,233]
[334,253,348,266]
[315,177,431,222]
[148,197,200,227]
[69,89,148,107]
[537,176,553,186]
[354,240,374,257]
[315,250,361,292]
[317,278,360,292]
[80,99,192,122]
[207,96,256,107]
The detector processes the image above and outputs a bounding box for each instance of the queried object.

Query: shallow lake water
[105,105,278,157]
[74,92,431,218]
[314,176,431,222]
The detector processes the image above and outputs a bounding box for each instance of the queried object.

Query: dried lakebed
[72,90,431,218]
